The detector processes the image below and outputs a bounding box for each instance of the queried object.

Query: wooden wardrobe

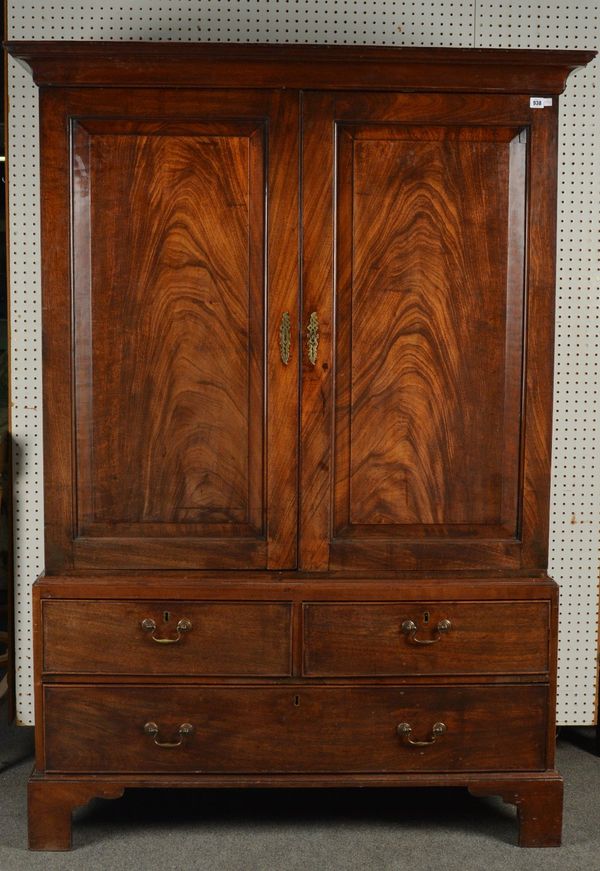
[7,41,595,850]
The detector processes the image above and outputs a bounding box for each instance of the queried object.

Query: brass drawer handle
[397,721,447,747]
[140,617,192,644]
[306,311,319,365]
[144,721,194,748]
[401,618,451,645]
[280,311,291,365]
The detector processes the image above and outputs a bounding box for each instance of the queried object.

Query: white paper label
[530,97,553,108]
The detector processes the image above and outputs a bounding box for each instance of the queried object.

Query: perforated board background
[7,2,599,726]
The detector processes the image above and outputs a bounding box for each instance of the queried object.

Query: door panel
[300,93,556,572]
[42,89,299,570]
[75,119,264,537]
[336,123,524,537]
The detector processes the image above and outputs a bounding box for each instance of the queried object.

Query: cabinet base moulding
[27,770,564,851]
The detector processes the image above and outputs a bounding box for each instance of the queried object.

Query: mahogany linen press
[6,41,596,850]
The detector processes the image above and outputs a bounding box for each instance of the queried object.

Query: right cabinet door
[300,92,557,572]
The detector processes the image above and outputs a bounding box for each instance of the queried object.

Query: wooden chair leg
[28,777,124,851]
[469,776,563,848]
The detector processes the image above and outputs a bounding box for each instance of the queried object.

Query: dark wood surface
[7,40,592,851]
[39,87,299,571]
[73,118,266,535]
[42,601,292,676]
[300,91,559,573]
[469,776,564,847]
[43,684,548,774]
[303,601,550,676]
[28,779,125,851]
[6,42,595,93]
[31,77,573,577]
[335,123,523,531]
[34,574,557,594]
[26,771,564,851]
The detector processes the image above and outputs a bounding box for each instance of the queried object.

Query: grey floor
[1,701,599,871]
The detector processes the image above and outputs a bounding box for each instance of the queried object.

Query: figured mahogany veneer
[43,684,547,774]
[39,86,299,572]
[8,41,595,93]
[303,601,550,677]
[7,40,594,851]
[42,601,292,676]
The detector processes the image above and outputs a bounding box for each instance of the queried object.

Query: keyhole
[423,611,430,625]
[163,611,171,623]
[293,694,300,707]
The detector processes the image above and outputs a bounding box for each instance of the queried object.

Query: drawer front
[304,601,550,676]
[42,601,292,676]
[44,684,547,773]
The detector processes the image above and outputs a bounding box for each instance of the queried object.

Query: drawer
[303,602,550,676]
[42,600,292,676]
[43,684,547,774]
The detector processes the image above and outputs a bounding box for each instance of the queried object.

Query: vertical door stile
[266,90,301,569]
[299,93,336,571]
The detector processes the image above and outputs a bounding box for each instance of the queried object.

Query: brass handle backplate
[279,311,291,365]
[307,311,319,365]
[401,618,451,645]
[143,721,194,748]
[397,721,447,747]
[140,617,192,644]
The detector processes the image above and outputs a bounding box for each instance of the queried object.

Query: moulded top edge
[4,41,597,64]
[4,41,597,94]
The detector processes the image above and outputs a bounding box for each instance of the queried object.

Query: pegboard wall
[7,2,599,726]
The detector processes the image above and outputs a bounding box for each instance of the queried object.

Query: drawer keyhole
[293,694,301,707]
[163,611,171,623]
[423,611,430,625]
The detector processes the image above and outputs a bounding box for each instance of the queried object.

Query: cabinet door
[301,93,557,572]
[41,89,298,570]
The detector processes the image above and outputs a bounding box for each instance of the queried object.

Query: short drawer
[303,601,550,676]
[42,600,292,676]
[43,684,547,774]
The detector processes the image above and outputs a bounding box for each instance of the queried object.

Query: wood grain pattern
[42,600,292,676]
[34,574,560,598]
[43,684,547,774]
[469,776,563,847]
[520,101,559,570]
[302,92,554,573]
[17,42,592,852]
[39,88,298,571]
[303,601,549,676]
[26,770,562,851]
[299,92,335,570]
[8,42,595,94]
[28,779,125,851]
[75,119,263,532]
[265,91,300,568]
[337,125,524,533]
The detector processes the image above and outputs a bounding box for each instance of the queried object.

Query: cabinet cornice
[5,41,596,93]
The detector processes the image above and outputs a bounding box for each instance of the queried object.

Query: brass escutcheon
[279,311,291,365]
[306,311,319,365]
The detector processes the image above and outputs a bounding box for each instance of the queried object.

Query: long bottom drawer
[44,684,548,774]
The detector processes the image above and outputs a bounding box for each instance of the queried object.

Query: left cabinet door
[41,89,299,571]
